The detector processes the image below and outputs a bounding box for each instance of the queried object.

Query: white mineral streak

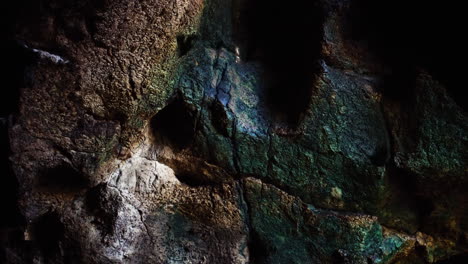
[22,44,69,64]
[235,46,241,63]
[32,48,69,64]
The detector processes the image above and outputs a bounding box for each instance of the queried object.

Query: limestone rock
[1,0,466,263]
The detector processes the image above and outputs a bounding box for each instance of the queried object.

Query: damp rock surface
[1,0,467,263]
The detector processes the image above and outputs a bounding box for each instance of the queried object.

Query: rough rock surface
[1,0,467,263]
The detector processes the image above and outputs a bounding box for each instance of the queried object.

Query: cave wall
[1,0,467,263]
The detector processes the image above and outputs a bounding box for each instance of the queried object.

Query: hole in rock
[241,0,324,126]
[177,34,197,57]
[174,172,214,187]
[36,163,88,193]
[31,212,64,261]
[150,97,196,150]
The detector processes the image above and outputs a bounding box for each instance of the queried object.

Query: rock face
[1,0,467,263]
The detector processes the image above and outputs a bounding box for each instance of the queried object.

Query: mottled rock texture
[1,0,467,263]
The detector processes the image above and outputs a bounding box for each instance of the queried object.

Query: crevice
[149,96,197,151]
[246,230,269,264]
[137,209,154,244]
[230,113,241,176]
[375,96,394,168]
[265,127,274,177]
[238,180,268,264]
[237,180,251,228]
[128,67,139,101]
[242,175,339,214]
[239,0,324,127]
[209,100,230,137]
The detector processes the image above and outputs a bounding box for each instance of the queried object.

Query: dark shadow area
[0,123,24,226]
[348,0,466,110]
[382,165,435,233]
[31,212,65,261]
[150,97,197,150]
[1,0,36,116]
[13,0,108,50]
[331,250,345,264]
[0,43,29,117]
[435,253,468,264]
[0,0,33,261]
[29,211,82,263]
[85,183,120,235]
[346,4,466,240]
[177,34,197,57]
[368,143,390,167]
[377,68,418,105]
[210,100,230,137]
[247,230,269,264]
[36,164,89,193]
[0,121,26,263]
[241,0,324,126]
